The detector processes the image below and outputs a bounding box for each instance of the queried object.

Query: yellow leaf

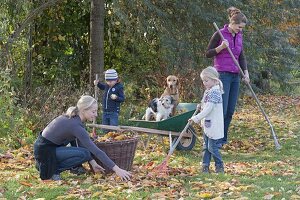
[93,173,103,179]
[92,192,101,198]
[58,35,65,41]
[196,192,213,198]
[291,195,300,200]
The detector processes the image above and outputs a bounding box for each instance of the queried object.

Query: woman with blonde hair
[34,95,131,181]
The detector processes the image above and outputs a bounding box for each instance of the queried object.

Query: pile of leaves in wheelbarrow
[95,132,135,142]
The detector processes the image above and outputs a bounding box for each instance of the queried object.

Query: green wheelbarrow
[87,103,199,151]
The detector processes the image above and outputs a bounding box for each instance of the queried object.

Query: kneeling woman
[34,95,131,181]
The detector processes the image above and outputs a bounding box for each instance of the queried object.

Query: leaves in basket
[96,132,134,142]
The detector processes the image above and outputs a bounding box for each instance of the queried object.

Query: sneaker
[215,166,224,174]
[202,166,210,174]
[70,166,87,175]
[51,174,61,181]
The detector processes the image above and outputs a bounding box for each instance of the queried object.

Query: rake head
[148,156,171,177]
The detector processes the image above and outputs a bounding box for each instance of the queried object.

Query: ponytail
[65,95,97,118]
[65,106,79,118]
[218,79,224,94]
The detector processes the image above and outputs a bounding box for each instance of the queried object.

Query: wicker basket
[93,137,139,174]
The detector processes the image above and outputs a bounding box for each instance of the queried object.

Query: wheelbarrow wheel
[175,126,196,151]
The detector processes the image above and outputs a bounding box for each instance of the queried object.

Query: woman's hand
[89,160,105,173]
[112,165,131,181]
[216,39,229,53]
[221,40,229,49]
[243,70,250,84]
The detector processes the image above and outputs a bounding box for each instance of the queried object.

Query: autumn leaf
[196,192,213,198]
[19,181,32,187]
[291,195,300,200]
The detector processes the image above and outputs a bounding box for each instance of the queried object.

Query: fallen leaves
[0,95,299,199]
[195,192,213,198]
[19,181,33,187]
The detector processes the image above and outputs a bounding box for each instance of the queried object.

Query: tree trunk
[24,24,33,106]
[89,0,104,88]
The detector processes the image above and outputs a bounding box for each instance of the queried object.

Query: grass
[0,95,299,199]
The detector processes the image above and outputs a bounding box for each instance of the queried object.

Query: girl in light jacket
[189,66,224,173]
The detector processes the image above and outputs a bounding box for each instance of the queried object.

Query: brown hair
[227,7,248,24]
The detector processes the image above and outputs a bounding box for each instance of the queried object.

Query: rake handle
[166,108,199,158]
[92,74,99,139]
[213,22,281,150]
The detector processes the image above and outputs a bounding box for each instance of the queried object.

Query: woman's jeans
[55,146,92,174]
[202,134,223,168]
[219,72,240,145]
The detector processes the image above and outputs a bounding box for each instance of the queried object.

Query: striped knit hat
[105,69,118,80]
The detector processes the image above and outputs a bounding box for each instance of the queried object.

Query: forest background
[0,0,299,147]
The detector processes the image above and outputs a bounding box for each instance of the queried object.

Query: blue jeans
[102,112,119,126]
[55,146,92,174]
[219,72,240,144]
[202,134,223,168]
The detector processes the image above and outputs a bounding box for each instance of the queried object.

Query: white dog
[145,96,174,121]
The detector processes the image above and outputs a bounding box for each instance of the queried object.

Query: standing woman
[206,7,250,146]
[34,95,131,181]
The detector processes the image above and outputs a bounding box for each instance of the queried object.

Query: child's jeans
[202,133,223,169]
[102,112,119,126]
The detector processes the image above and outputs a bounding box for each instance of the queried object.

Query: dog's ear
[165,76,169,87]
[175,77,179,86]
[170,96,175,104]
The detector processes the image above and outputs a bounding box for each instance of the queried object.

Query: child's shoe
[215,166,224,174]
[51,174,61,181]
[202,166,210,174]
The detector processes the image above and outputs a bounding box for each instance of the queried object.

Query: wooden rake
[151,107,200,174]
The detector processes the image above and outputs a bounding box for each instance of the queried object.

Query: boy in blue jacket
[94,69,125,127]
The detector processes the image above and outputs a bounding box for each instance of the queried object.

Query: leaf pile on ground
[0,95,299,199]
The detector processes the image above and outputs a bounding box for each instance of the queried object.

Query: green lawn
[0,95,299,199]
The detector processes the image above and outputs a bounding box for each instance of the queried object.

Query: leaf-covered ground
[0,95,299,200]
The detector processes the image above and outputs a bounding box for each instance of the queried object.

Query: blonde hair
[65,95,97,118]
[200,66,224,93]
[227,7,247,24]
